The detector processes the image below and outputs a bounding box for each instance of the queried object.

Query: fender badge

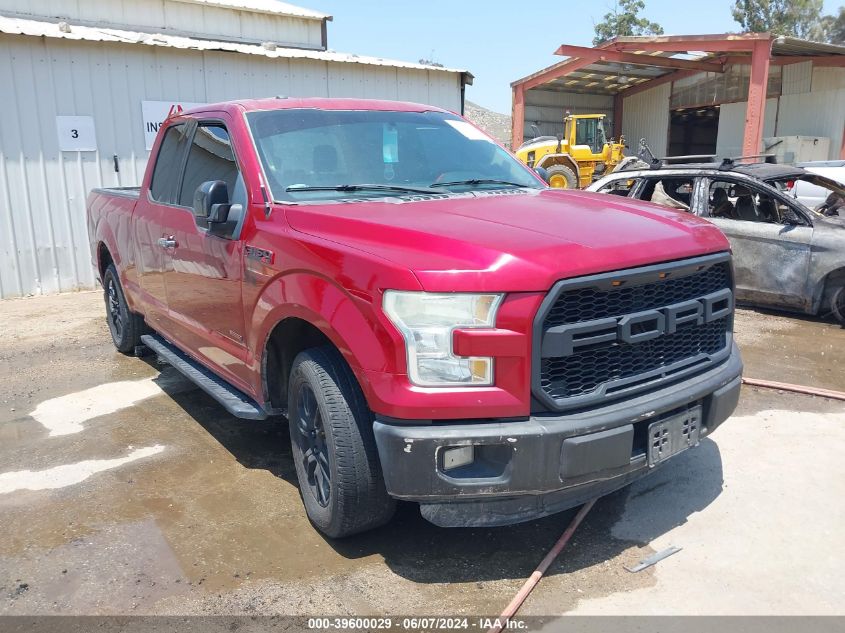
[245,245,274,265]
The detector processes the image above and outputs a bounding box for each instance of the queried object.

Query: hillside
[463,100,511,147]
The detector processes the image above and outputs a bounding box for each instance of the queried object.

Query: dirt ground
[1,291,843,617]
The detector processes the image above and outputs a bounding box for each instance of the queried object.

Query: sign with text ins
[142,100,205,150]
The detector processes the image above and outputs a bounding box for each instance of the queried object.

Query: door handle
[157,236,178,249]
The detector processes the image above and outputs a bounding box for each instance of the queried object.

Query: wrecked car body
[588,163,845,323]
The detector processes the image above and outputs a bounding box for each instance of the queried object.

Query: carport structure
[512,33,845,159]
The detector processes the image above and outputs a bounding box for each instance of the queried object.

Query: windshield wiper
[429,178,530,189]
[286,183,435,195]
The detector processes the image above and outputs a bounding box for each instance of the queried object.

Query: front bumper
[373,343,742,527]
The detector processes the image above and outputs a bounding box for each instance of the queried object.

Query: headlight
[383,291,503,387]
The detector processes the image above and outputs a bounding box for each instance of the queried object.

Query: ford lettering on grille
[533,253,734,412]
[542,288,733,357]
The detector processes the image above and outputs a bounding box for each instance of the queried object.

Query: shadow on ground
[149,359,724,584]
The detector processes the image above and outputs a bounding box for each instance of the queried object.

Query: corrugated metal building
[0,0,471,298]
[512,34,844,165]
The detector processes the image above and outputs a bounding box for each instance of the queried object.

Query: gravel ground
[0,291,843,617]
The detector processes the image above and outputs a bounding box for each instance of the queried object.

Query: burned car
[588,161,845,324]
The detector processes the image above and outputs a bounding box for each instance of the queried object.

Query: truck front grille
[533,253,733,412]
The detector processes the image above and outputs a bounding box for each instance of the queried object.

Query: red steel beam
[742,39,772,157]
[512,83,526,149]
[554,44,725,73]
[613,92,624,139]
[841,122,845,160]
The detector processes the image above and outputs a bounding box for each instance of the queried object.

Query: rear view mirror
[193,180,231,225]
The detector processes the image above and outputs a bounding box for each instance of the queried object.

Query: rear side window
[150,124,190,203]
[598,178,639,197]
[178,124,239,207]
[640,177,695,211]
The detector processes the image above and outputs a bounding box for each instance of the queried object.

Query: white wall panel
[0,34,463,297]
[782,61,812,95]
[715,99,778,159]
[523,89,614,137]
[622,83,671,156]
[811,67,845,92]
[777,90,845,160]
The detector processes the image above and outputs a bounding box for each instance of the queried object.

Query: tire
[288,346,396,538]
[830,284,845,325]
[546,164,578,189]
[102,264,146,354]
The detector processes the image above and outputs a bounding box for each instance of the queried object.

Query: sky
[304,0,842,113]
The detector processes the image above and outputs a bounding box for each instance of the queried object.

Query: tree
[827,6,845,44]
[592,0,664,46]
[731,0,828,40]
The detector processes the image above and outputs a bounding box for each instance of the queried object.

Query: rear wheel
[288,346,395,538]
[103,264,146,354]
[546,164,578,189]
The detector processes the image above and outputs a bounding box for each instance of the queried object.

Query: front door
[159,117,250,389]
[700,178,813,310]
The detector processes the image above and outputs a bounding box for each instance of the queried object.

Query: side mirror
[534,166,550,185]
[194,180,239,237]
[193,180,231,226]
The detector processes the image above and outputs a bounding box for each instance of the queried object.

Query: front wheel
[288,347,396,538]
[830,284,845,325]
[546,164,578,189]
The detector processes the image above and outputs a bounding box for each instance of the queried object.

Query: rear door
[698,177,814,310]
[159,116,250,389]
[133,122,192,327]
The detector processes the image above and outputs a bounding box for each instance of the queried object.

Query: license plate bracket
[648,407,702,467]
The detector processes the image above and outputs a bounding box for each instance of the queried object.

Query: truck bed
[91,186,141,200]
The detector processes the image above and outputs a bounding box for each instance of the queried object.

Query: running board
[141,334,268,420]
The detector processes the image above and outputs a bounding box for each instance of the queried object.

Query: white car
[794,160,845,208]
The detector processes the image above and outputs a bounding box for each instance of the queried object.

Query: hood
[284,189,730,292]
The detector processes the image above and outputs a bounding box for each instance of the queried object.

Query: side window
[259,125,350,189]
[598,178,639,197]
[707,180,799,225]
[178,123,240,208]
[707,180,740,220]
[641,178,694,211]
[150,124,189,203]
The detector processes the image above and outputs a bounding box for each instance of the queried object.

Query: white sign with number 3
[55,116,97,151]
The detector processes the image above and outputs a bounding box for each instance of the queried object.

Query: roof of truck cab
[183,98,453,115]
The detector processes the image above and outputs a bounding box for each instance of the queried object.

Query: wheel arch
[253,272,399,412]
[262,316,335,411]
[97,241,114,280]
[817,266,845,316]
[536,153,579,176]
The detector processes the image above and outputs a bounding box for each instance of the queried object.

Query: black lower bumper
[373,344,742,527]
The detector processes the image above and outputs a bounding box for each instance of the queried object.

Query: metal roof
[514,57,675,95]
[0,15,468,76]
[514,33,845,96]
[172,0,331,21]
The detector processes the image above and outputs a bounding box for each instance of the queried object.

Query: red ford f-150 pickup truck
[87,98,742,537]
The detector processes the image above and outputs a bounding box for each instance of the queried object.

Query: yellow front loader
[515,114,627,189]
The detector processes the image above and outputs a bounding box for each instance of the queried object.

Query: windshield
[768,174,845,218]
[246,109,543,202]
